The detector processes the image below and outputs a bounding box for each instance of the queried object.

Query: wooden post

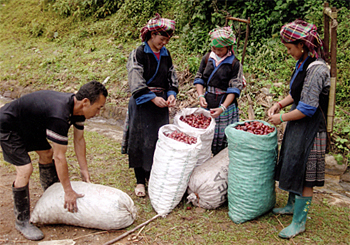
[225,16,251,65]
[324,2,330,55]
[323,3,338,134]
[241,17,250,65]
[326,7,337,134]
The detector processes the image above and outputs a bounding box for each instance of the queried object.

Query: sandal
[135,184,146,197]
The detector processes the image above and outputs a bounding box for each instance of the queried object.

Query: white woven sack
[187,147,229,209]
[148,124,202,216]
[30,181,137,230]
[173,108,215,167]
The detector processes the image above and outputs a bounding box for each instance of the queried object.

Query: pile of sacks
[32,109,278,230]
[150,109,278,224]
[148,108,215,216]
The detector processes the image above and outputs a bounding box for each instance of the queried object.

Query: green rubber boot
[273,192,295,215]
[278,195,312,239]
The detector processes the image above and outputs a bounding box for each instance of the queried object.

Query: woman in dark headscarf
[194,26,245,156]
[268,19,330,239]
[122,14,178,197]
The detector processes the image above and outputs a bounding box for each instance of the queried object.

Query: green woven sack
[225,120,277,224]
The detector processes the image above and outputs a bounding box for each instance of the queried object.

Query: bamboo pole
[326,7,338,133]
[323,2,330,55]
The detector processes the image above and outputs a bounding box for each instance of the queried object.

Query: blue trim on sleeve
[193,78,205,86]
[297,101,317,117]
[227,87,240,96]
[167,90,177,99]
[135,92,156,105]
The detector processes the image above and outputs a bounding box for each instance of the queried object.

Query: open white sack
[173,107,215,167]
[187,147,229,209]
[148,124,201,216]
[30,181,137,230]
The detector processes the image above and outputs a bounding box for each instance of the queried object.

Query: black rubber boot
[12,183,44,241]
[39,160,59,191]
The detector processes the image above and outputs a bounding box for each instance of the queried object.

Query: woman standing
[122,14,178,197]
[268,20,330,239]
[194,26,245,155]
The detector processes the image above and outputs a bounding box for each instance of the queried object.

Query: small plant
[186,56,201,75]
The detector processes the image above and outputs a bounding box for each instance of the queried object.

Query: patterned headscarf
[209,27,236,48]
[280,20,323,58]
[140,13,175,42]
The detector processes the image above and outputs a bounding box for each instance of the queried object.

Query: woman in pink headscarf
[122,14,179,197]
[268,19,330,239]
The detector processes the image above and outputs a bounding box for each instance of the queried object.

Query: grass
[1,129,349,244]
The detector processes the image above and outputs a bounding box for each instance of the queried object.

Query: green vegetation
[1,0,349,161]
[0,3,349,242]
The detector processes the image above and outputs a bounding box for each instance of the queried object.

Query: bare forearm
[222,94,235,108]
[74,138,88,171]
[54,155,73,193]
[279,94,294,108]
[282,109,306,122]
[196,84,205,96]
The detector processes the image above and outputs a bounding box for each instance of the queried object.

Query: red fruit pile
[164,130,197,145]
[180,113,211,129]
[235,121,275,135]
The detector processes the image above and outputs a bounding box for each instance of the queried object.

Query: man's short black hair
[75,81,108,104]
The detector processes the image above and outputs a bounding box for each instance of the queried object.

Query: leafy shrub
[111,0,174,41]
[27,19,45,37]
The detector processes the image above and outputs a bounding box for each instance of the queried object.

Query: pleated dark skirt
[304,131,327,187]
[123,92,169,172]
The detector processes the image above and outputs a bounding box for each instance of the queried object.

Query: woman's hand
[267,104,281,117]
[210,107,223,118]
[199,96,208,108]
[166,95,176,107]
[268,114,282,126]
[151,97,168,108]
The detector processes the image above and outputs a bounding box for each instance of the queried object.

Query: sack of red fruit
[173,108,215,167]
[149,124,202,216]
[225,120,277,224]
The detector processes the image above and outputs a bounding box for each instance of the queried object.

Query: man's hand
[64,189,84,213]
[80,169,91,183]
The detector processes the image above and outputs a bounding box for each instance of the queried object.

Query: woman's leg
[278,186,313,239]
[134,167,147,197]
